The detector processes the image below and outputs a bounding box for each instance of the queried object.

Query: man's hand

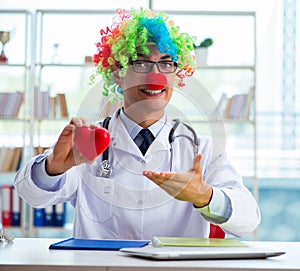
[143,154,213,207]
[46,117,98,176]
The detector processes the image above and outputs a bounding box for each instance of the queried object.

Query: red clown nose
[145,72,167,90]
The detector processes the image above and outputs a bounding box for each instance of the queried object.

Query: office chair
[209,224,225,238]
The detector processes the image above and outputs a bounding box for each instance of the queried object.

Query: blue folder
[49,238,149,251]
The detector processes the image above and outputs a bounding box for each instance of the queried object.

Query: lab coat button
[141,160,146,164]
[138,200,143,206]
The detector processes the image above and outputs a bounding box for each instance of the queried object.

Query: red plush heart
[145,72,167,90]
[73,127,110,160]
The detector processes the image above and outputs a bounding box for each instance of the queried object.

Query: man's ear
[111,64,123,85]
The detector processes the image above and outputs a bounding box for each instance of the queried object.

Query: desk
[0,238,299,271]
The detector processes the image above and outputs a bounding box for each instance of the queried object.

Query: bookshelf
[0,9,32,237]
[22,9,113,237]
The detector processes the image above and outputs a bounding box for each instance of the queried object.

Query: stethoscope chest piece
[97,159,113,178]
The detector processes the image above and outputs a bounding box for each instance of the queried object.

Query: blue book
[49,238,149,251]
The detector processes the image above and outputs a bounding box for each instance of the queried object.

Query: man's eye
[135,62,147,67]
[161,62,171,68]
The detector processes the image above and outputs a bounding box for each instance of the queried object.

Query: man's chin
[124,99,168,120]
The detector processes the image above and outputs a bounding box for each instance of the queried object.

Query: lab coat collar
[119,107,167,140]
[109,111,173,158]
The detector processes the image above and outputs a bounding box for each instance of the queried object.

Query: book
[12,186,21,226]
[0,148,15,172]
[56,93,68,118]
[0,148,9,172]
[0,92,10,117]
[50,96,56,118]
[210,93,229,120]
[1,185,12,226]
[151,236,247,247]
[11,91,24,117]
[213,89,254,120]
[34,87,50,119]
[11,147,23,172]
[233,94,247,119]
[0,147,22,172]
[243,87,255,119]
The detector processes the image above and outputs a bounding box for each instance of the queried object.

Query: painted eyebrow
[136,54,172,60]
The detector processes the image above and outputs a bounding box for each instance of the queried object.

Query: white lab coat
[14,112,260,239]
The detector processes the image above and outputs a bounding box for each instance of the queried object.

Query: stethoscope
[97,110,200,178]
[97,71,200,177]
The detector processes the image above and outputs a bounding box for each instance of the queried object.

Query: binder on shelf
[33,208,44,227]
[33,204,67,227]
[1,185,12,227]
[54,203,65,227]
[12,186,21,226]
[43,205,54,226]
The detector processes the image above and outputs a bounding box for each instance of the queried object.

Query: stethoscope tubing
[99,110,199,176]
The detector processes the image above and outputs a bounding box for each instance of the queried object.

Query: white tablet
[120,245,285,260]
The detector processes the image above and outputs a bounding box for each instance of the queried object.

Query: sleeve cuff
[32,156,65,191]
[196,188,232,223]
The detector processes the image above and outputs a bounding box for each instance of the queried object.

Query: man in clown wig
[15,8,260,239]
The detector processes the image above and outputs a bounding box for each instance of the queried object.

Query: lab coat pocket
[80,175,114,223]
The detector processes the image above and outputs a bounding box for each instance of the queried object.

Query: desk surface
[0,238,299,271]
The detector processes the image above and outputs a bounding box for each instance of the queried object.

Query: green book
[151,237,248,248]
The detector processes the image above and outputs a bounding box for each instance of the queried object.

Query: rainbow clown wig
[90,8,197,102]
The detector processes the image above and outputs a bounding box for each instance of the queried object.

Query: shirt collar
[119,108,166,140]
